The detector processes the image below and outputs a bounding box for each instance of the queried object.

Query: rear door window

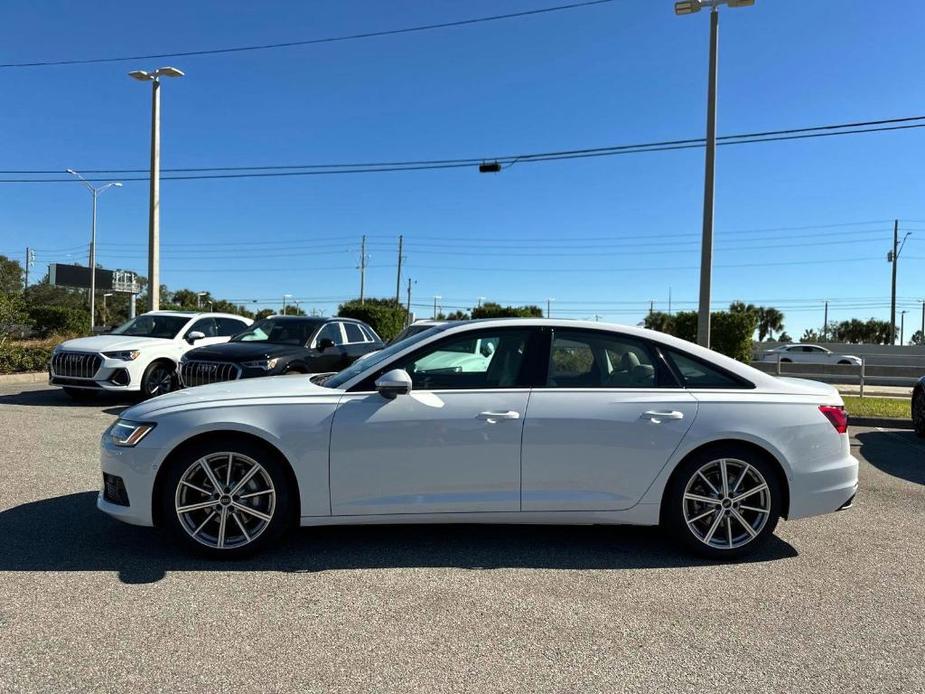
[664,349,753,389]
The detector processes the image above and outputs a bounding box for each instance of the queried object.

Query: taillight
[819,405,848,434]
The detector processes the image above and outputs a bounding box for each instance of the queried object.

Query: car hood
[122,373,338,419]
[57,335,174,353]
[184,341,305,361]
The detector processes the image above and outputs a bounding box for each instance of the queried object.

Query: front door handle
[477,410,521,423]
[642,410,684,423]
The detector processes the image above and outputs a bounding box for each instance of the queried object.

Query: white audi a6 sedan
[99,319,858,559]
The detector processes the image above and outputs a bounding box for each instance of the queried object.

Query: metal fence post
[859,358,865,399]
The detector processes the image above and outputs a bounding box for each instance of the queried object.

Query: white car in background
[98,319,857,560]
[50,311,252,400]
[760,344,862,366]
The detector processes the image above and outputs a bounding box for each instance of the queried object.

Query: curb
[849,416,914,430]
[0,371,47,385]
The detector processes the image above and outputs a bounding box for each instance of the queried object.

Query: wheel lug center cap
[219,495,232,506]
[721,498,732,509]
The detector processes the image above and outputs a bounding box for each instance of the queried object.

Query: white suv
[49,311,252,399]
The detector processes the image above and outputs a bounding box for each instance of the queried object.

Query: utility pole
[888,219,912,344]
[395,235,403,304]
[900,310,907,345]
[433,295,441,320]
[649,300,655,316]
[921,301,924,344]
[668,286,672,316]
[406,277,413,325]
[24,247,34,289]
[546,298,554,318]
[823,300,829,341]
[359,234,367,304]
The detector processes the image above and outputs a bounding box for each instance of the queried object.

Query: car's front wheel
[160,439,293,558]
[663,446,782,559]
[140,361,176,399]
[913,387,925,438]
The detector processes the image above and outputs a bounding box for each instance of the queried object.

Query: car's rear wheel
[837,360,852,365]
[913,387,925,438]
[160,440,293,558]
[663,447,781,559]
[140,361,175,399]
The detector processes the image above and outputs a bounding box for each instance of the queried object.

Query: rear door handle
[477,410,521,423]
[642,410,684,422]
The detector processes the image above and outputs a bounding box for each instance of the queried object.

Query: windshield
[389,323,439,345]
[110,315,190,339]
[232,318,322,345]
[323,326,447,389]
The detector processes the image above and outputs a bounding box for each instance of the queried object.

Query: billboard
[48,264,138,293]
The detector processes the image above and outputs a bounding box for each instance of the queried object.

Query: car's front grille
[179,360,242,387]
[51,351,102,379]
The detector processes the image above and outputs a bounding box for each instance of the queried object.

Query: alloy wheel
[174,452,277,550]
[682,458,771,550]
[146,365,174,396]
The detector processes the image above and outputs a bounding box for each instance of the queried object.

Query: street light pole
[675,0,756,348]
[129,66,184,312]
[900,310,907,345]
[66,170,121,332]
[887,219,911,344]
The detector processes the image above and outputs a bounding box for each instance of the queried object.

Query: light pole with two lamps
[128,66,184,312]
[65,169,122,332]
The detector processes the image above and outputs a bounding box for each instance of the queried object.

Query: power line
[3,117,924,183]
[0,0,618,69]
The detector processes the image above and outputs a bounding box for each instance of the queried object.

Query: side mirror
[317,337,335,352]
[375,369,412,399]
[187,330,206,343]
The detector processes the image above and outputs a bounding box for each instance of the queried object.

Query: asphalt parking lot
[0,384,922,693]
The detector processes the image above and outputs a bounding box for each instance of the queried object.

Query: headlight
[103,350,141,361]
[109,419,156,447]
[242,358,279,370]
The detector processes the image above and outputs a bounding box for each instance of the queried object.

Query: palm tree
[757,307,784,341]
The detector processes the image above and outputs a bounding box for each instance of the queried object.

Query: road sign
[48,264,138,293]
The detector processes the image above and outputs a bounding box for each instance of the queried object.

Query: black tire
[837,360,852,365]
[159,438,294,559]
[780,358,792,363]
[662,444,782,560]
[62,387,98,401]
[913,387,925,439]
[140,360,176,399]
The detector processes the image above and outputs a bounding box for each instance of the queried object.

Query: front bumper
[49,355,142,392]
[97,436,160,526]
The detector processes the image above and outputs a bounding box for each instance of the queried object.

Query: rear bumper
[787,452,859,520]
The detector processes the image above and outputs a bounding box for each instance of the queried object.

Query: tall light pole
[900,310,908,345]
[197,291,207,309]
[66,169,122,332]
[675,0,756,348]
[129,66,184,312]
[282,294,292,315]
[433,295,442,320]
[546,298,555,318]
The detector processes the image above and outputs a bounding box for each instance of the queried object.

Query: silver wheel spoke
[731,509,758,538]
[225,453,233,487]
[193,511,216,537]
[240,489,272,500]
[177,500,216,514]
[232,512,251,542]
[731,464,749,494]
[688,508,717,523]
[180,480,211,496]
[726,516,733,547]
[231,501,272,522]
[217,508,228,549]
[740,504,766,513]
[733,483,768,503]
[697,471,719,495]
[719,459,730,497]
[703,510,725,543]
[199,459,223,492]
[230,465,260,495]
[684,492,721,505]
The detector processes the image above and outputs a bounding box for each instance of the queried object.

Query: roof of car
[143,310,250,320]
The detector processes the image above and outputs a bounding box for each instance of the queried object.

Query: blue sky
[1,0,924,338]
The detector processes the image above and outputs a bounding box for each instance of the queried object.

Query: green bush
[0,292,32,341]
[642,309,756,362]
[337,298,409,342]
[471,302,543,319]
[0,343,52,374]
[27,305,90,338]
